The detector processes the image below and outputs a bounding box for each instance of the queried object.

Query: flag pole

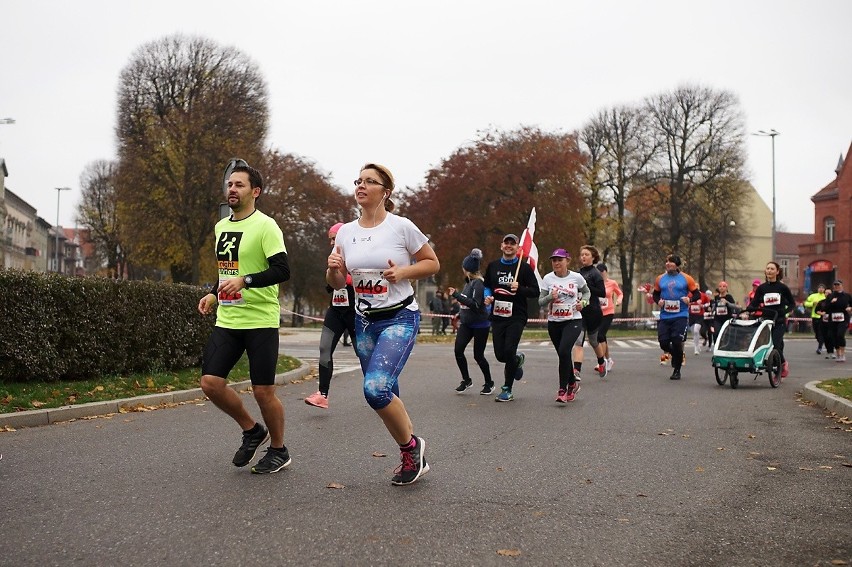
[514,248,525,281]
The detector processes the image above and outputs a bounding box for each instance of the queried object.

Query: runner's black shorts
[202,327,279,386]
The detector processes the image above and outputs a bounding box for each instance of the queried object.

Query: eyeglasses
[353,178,386,188]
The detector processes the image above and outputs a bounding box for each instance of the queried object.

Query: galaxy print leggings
[354,308,420,410]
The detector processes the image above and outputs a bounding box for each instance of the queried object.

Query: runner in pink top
[596,263,624,371]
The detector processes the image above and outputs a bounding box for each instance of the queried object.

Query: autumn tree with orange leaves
[258,150,354,325]
[403,127,587,288]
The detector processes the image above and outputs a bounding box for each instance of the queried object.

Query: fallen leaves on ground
[372,452,387,458]
[327,482,345,489]
[496,549,521,557]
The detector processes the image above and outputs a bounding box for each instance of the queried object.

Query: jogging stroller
[711,318,782,389]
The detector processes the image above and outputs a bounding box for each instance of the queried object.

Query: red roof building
[798,140,852,293]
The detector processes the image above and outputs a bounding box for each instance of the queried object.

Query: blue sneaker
[495,386,514,402]
[514,352,525,381]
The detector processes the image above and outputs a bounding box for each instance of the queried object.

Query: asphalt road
[1,331,850,566]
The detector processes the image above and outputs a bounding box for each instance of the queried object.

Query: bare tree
[644,85,746,252]
[580,105,657,314]
[115,34,269,284]
[76,160,130,278]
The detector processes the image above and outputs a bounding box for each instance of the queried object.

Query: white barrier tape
[282,307,816,327]
[280,308,326,323]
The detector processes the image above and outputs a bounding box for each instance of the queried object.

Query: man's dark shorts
[202,327,279,385]
[658,317,689,344]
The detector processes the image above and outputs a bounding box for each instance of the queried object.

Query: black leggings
[454,324,492,385]
[318,307,356,395]
[830,320,847,349]
[771,319,787,363]
[548,319,583,390]
[812,317,824,349]
[597,314,614,343]
[491,318,525,390]
[580,307,602,349]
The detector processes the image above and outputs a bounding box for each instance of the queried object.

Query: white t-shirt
[541,271,587,322]
[336,213,429,315]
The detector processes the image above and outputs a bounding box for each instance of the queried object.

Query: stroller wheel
[766,349,782,388]
[714,366,728,386]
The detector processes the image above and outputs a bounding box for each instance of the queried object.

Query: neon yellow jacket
[803,291,826,318]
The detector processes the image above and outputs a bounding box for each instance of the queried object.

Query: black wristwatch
[243,275,253,288]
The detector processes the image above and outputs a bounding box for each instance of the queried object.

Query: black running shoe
[251,447,292,474]
[669,369,681,380]
[514,352,525,380]
[232,424,270,467]
[455,380,472,393]
[480,383,495,395]
[391,436,430,486]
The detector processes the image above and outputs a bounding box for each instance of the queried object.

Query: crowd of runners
[196,160,851,487]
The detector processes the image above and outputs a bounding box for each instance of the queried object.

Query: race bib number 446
[351,269,389,301]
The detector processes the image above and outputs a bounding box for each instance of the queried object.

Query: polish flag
[517,208,544,287]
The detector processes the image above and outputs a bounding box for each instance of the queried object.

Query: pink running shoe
[780,361,789,378]
[304,391,329,409]
[556,389,568,403]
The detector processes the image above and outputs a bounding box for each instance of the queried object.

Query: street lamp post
[753,129,779,260]
[54,187,71,273]
[722,216,736,282]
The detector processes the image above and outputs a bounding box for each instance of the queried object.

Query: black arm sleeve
[689,288,701,303]
[518,263,540,298]
[246,251,291,288]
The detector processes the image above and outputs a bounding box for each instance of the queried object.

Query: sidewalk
[801,380,852,420]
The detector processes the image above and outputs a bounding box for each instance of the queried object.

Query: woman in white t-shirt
[539,249,590,403]
[326,163,439,486]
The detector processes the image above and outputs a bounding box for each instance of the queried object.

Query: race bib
[549,305,574,322]
[331,288,350,307]
[689,304,702,314]
[599,297,609,308]
[217,278,245,306]
[763,292,781,306]
[351,269,389,302]
[716,305,728,315]
[831,312,845,322]
[493,300,513,318]
[664,299,681,313]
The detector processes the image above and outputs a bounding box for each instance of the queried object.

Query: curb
[0,364,312,430]
[801,380,852,420]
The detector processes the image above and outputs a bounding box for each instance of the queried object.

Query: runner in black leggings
[305,223,355,409]
[572,245,608,379]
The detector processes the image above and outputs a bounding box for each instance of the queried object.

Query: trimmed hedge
[0,270,215,382]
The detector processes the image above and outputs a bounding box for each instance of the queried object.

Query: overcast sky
[1,0,850,235]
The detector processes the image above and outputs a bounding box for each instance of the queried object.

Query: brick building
[799,141,852,294]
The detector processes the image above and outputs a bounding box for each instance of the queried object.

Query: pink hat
[329,222,344,236]
[752,278,761,286]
